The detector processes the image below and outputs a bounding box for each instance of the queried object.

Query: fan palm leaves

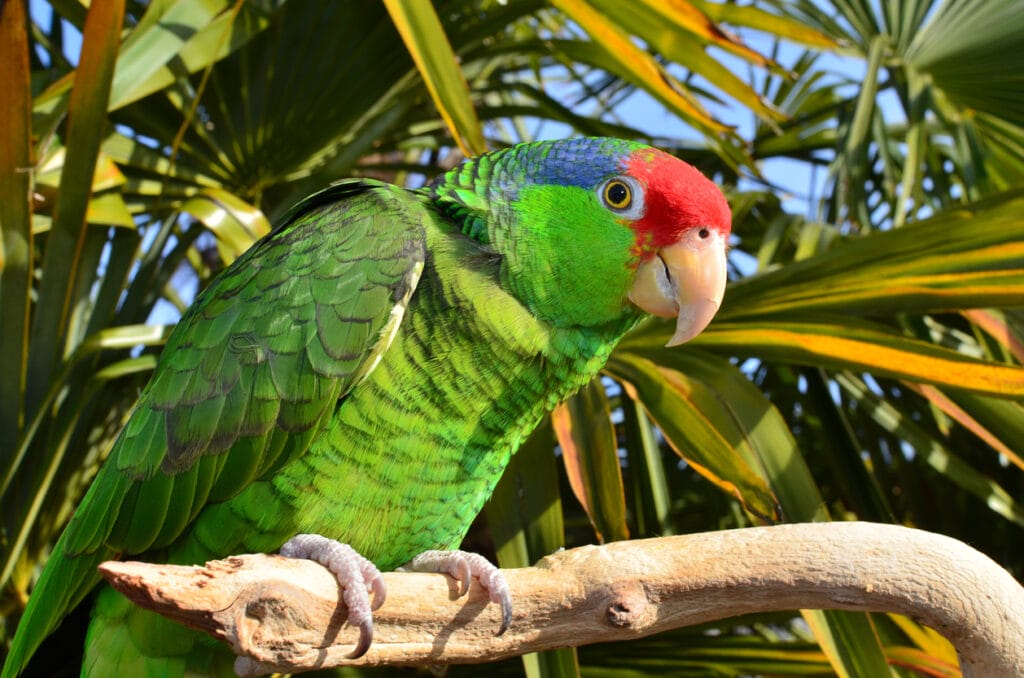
[2,1,1021,676]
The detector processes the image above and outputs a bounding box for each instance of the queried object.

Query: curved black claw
[405,549,512,635]
[280,534,386,658]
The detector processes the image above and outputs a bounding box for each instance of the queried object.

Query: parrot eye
[599,176,645,218]
[603,180,632,209]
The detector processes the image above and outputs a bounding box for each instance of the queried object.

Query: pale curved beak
[628,228,727,346]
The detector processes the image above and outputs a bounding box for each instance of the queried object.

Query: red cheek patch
[626,149,731,256]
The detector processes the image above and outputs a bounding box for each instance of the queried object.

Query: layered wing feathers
[2,180,429,678]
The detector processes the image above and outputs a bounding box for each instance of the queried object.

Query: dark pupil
[608,182,629,206]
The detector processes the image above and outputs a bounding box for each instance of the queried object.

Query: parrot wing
[2,180,429,678]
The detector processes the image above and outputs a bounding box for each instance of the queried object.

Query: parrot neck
[428,168,643,332]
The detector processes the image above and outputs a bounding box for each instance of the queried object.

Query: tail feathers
[83,584,234,678]
[84,589,186,677]
[1,545,112,678]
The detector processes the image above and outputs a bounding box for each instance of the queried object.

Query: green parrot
[2,137,731,677]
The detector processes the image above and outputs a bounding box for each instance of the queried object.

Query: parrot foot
[402,549,512,635]
[278,534,386,658]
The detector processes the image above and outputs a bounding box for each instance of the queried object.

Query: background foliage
[2,1,1023,676]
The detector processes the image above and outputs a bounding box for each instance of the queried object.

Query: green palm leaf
[4,2,1022,677]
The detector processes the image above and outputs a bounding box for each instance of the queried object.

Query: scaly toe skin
[280,534,386,658]
[404,549,512,635]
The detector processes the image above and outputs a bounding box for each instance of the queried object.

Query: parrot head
[431,137,731,346]
[612,142,732,345]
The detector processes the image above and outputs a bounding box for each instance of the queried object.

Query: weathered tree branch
[99,522,1024,677]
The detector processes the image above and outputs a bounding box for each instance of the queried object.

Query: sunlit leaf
[692,0,838,49]
[619,348,819,521]
[85,192,135,227]
[26,0,126,418]
[35,150,126,193]
[31,0,266,118]
[549,0,730,135]
[553,379,629,543]
[179,188,270,263]
[887,614,959,675]
[486,419,581,678]
[907,0,1024,127]
[584,0,786,122]
[384,0,486,156]
[884,645,960,678]
[720,191,1024,321]
[686,319,1024,397]
[607,353,781,522]
[619,397,672,537]
[0,0,34,457]
[837,372,1024,527]
[803,610,894,678]
[964,309,1024,364]
[940,390,1024,474]
[110,0,237,110]
[487,419,564,568]
[908,383,1024,472]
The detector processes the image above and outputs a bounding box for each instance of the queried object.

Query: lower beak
[628,229,727,346]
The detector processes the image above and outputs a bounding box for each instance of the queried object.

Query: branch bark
[99,522,1024,677]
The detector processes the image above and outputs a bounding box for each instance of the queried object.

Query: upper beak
[628,228,727,346]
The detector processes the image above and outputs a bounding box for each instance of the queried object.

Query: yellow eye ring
[603,179,632,210]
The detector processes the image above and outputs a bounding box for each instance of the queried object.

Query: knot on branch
[604,582,655,630]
